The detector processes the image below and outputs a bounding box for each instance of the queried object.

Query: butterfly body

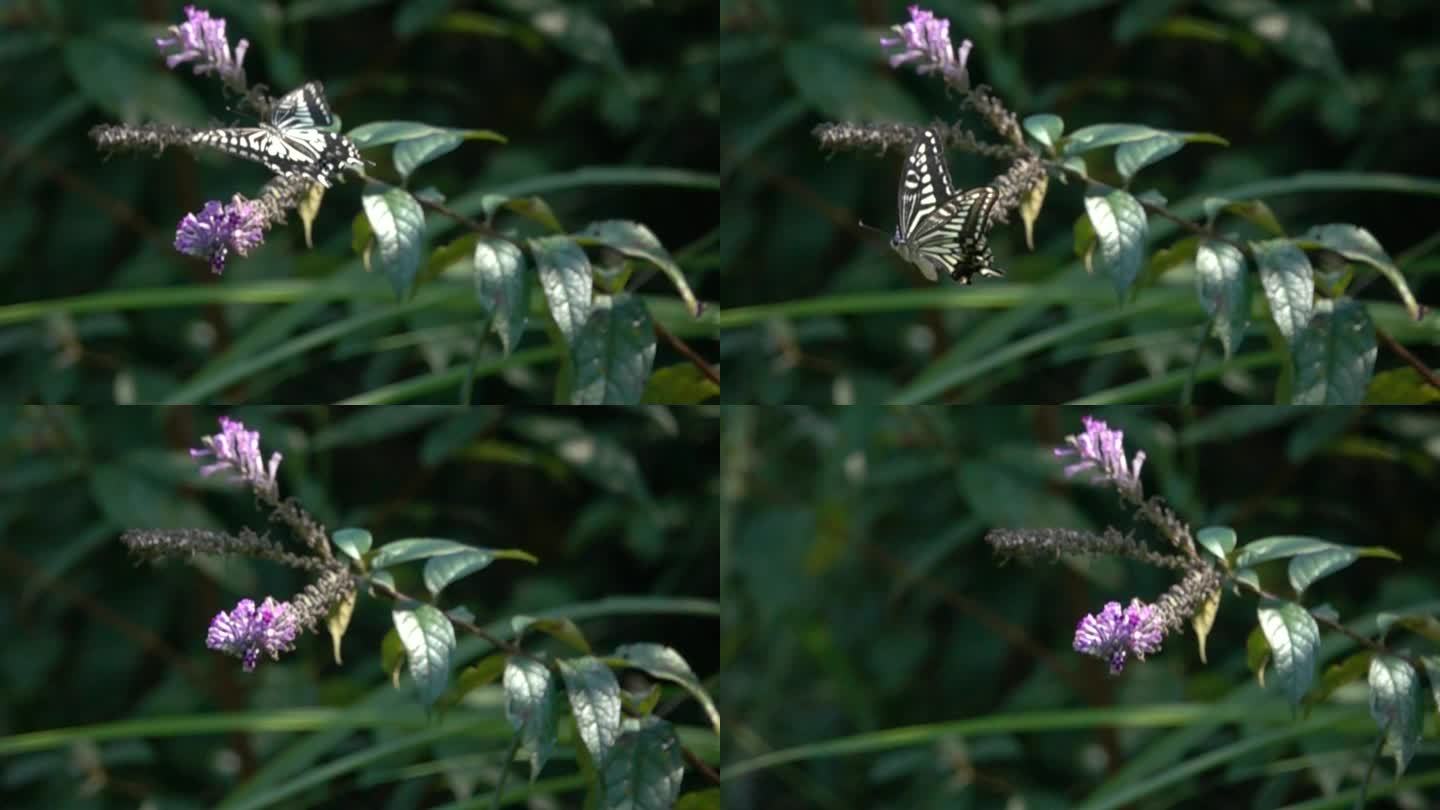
[190,82,362,188]
[889,128,1003,284]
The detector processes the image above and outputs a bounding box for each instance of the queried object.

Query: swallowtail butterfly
[890,128,1003,284]
[190,81,362,188]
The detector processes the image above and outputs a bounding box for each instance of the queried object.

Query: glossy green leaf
[1300,224,1419,321]
[641,363,719,404]
[1291,298,1376,404]
[474,237,529,356]
[1195,240,1249,358]
[513,615,592,654]
[530,235,592,346]
[1061,123,1227,156]
[361,184,426,299]
[612,643,719,734]
[392,601,455,707]
[600,718,684,810]
[1204,197,1285,236]
[371,537,473,568]
[347,119,506,148]
[1115,133,1184,181]
[578,220,699,318]
[1195,526,1237,561]
[1234,535,1336,567]
[393,132,463,180]
[1288,547,1358,593]
[332,528,373,561]
[1250,239,1313,341]
[1368,655,1420,776]
[1257,599,1319,707]
[571,293,655,404]
[1084,189,1148,298]
[504,656,558,781]
[558,656,623,768]
[1023,114,1064,149]
[423,548,495,594]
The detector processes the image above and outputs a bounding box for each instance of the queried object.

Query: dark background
[0,0,718,402]
[720,0,1440,403]
[0,404,720,807]
[722,405,1440,808]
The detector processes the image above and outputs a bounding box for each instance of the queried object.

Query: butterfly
[889,128,1003,284]
[189,81,363,188]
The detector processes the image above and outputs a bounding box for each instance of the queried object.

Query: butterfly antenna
[856,220,890,237]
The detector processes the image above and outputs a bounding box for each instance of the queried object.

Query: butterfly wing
[189,126,361,187]
[269,81,336,133]
[895,129,953,243]
[908,186,1003,284]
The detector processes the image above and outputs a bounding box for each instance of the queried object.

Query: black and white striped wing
[909,186,1002,284]
[189,126,360,187]
[895,128,954,242]
[269,81,335,133]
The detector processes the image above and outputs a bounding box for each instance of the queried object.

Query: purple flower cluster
[206,597,299,672]
[879,5,973,89]
[1054,415,1147,497]
[191,416,282,497]
[1073,599,1164,674]
[155,5,248,91]
[174,195,266,274]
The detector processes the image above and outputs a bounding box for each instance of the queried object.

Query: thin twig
[655,319,720,384]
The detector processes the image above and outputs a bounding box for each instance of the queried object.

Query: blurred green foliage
[0,0,718,402]
[720,0,1440,404]
[721,405,1440,807]
[0,404,719,806]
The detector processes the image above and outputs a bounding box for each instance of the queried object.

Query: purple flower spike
[879,5,972,89]
[1054,415,1147,497]
[155,5,249,90]
[191,416,282,497]
[174,195,265,274]
[206,597,299,672]
[1074,599,1164,674]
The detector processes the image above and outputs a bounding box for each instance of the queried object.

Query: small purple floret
[1074,599,1164,674]
[1054,415,1147,496]
[155,5,248,88]
[174,196,265,274]
[190,416,282,495]
[206,597,299,672]
[879,5,972,88]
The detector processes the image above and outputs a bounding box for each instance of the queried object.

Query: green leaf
[347,119,506,148]
[504,656,559,782]
[513,615,592,654]
[1195,240,1249,358]
[1083,189,1148,298]
[1234,535,1338,567]
[1022,114,1064,149]
[1204,197,1285,236]
[423,548,495,595]
[1251,239,1313,341]
[600,718,685,810]
[1196,526,1237,561]
[438,651,508,712]
[332,528,373,561]
[571,293,655,405]
[361,184,426,299]
[1307,650,1374,709]
[1257,600,1319,708]
[381,627,406,686]
[371,537,473,568]
[578,220,700,318]
[558,656,623,768]
[530,236,593,347]
[474,237,529,356]
[1368,655,1420,776]
[1288,547,1358,593]
[484,194,564,233]
[392,601,455,707]
[612,643,720,735]
[641,363,719,404]
[1291,299,1376,405]
[1365,368,1440,404]
[1061,123,1227,156]
[393,132,463,180]
[1115,133,1184,182]
[676,789,721,810]
[1299,224,1420,322]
